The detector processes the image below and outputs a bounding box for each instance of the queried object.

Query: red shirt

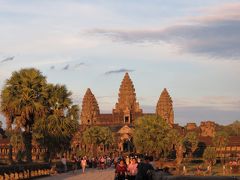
[115,164,127,175]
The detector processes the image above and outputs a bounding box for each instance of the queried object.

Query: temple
[80,88,100,125]
[78,72,174,152]
[156,88,174,127]
[80,73,167,127]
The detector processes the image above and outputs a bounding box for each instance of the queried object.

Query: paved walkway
[39,168,115,180]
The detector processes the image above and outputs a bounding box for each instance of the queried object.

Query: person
[127,158,138,180]
[136,156,154,180]
[114,156,119,168]
[81,156,87,173]
[61,155,67,172]
[71,155,78,174]
[115,159,127,180]
[100,156,105,169]
[126,156,130,166]
[183,165,187,175]
[196,165,201,176]
[149,156,156,170]
[223,164,226,175]
[207,164,211,175]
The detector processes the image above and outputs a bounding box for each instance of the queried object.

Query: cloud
[62,64,70,70]
[175,106,240,126]
[1,56,14,63]
[74,62,85,68]
[50,65,55,70]
[104,68,134,75]
[89,3,240,59]
[174,96,240,111]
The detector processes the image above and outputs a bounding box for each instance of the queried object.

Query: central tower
[113,72,142,124]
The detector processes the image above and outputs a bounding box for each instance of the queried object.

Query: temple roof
[156,88,174,125]
[114,72,142,113]
[81,88,100,113]
[80,88,100,124]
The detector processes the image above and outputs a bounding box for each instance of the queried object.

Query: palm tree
[1,68,48,162]
[100,127,114,152]
[203,147,217,165]
[167,129,184,163]
[82,126,113,156]
[184,132,198,158]
[33,84,79,160]
[213,131,229,164]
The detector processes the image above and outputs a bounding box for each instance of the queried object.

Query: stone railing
[0,163,51,180]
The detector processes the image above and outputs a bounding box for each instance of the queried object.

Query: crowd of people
[60,154,113,174]
[59,154,160,180]
[115,156,152,180]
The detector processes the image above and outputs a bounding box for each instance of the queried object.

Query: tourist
[100,156,105,169]
[71,155,78,174]
[61,155,67,172]
[114,156,119,168]
[107,156,112,167]
[137,156,141,164]
[81,156,87,173]
[149,156,156,170]
[135,156,154,180]
[207,164,211,175]
[183,165,187,175]
[115,159,127,180]
[126,156,130,166]
[196,165,201,176]
[127,158,138,180]
[223,164,226,175]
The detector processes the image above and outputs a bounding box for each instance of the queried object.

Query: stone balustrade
[0,169,50,179]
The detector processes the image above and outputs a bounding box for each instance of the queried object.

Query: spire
[114,72,141,112]
[113,73,142,124]
[156,88,174,126]
[80,88,100,125]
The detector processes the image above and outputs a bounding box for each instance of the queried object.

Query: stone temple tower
[113,72,142,124]
[156,88,174,127]
[80,88,100,125]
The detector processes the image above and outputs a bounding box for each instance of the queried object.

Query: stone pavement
[39,168,115,180]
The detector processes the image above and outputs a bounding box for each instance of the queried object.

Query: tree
[99,127,114,151]
[167,129,184,163]
[33,84,79,160]
[133,115,173,158]
[203,147,217,165]
[184,132,198,157]
[10,130,25,163]
[82,126,114,156]
[1,68,48,162]
[213,131,229,163]
[224,120,240,136]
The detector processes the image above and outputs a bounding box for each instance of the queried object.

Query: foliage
[184,132,198,156]
[222,120,240,136]
[213,131,229,164]
[33,84,79,160]
[83,126,114,145]
[213,131,229,149]
[203,147,217,164]
[9,130,24,151]
[82,126,114,155]
[0,68,79,162]
[0,68,48,162]
[133,115,176,158]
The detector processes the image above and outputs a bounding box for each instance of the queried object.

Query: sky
[0,0,240,127]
